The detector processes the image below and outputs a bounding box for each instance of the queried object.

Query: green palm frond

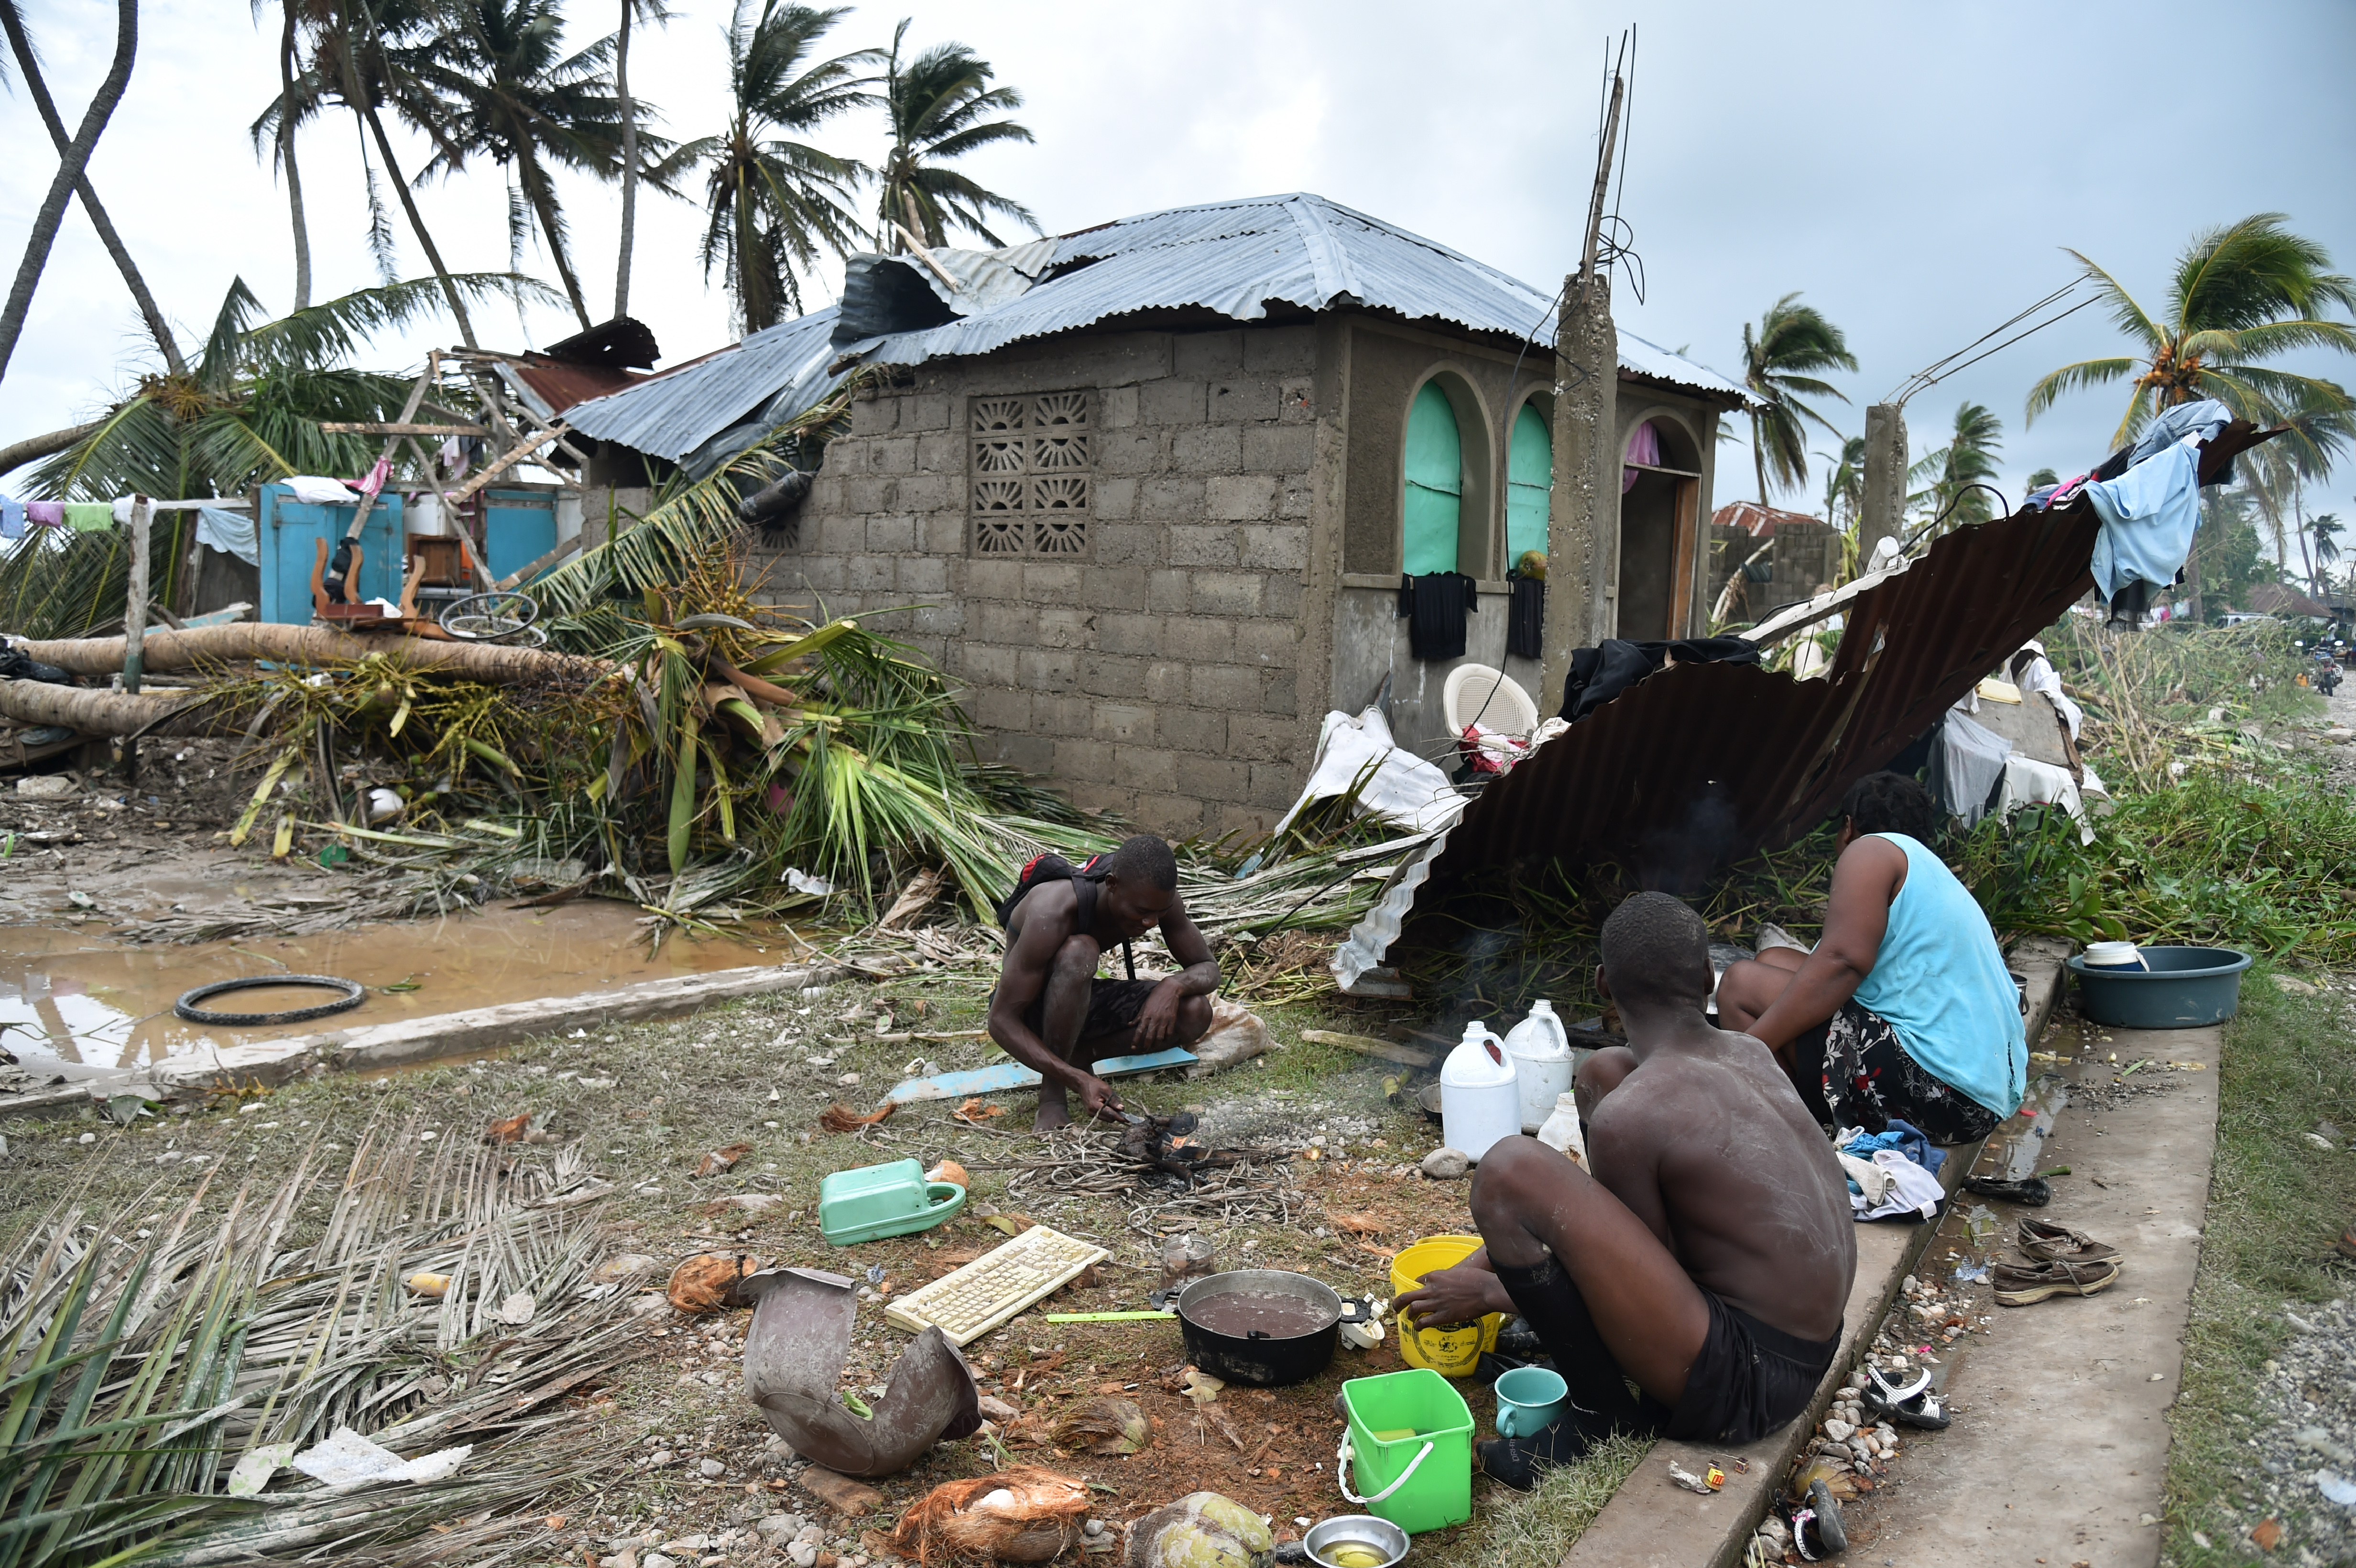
[2023,357,2137,425]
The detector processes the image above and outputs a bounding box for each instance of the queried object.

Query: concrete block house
[567,195,1752,836]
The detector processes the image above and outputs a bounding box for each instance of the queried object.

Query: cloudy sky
[4,0,2354,531]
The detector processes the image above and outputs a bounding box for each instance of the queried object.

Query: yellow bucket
[1392,1234,1504,1378]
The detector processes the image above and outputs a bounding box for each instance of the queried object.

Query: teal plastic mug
[1493,1366,1568,1439]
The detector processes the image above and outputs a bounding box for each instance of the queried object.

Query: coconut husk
[1050,1396,1151,1455]
[696,1141,753,1176]
[888,1466,1091,1565]
[667,1252,760,1313]
[820,1102,895,1133]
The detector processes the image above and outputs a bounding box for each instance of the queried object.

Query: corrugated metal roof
[566,193,1757,474]
[1333,421,2284,987]
[1712,500,1828,536]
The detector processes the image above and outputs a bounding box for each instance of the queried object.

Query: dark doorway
[1618,470,1681,640]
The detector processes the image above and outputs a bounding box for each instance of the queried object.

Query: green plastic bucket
[1338,1368,1473,1534]
[2065,946,2252,1029]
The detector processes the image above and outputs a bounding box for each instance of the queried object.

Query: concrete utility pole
[1538,71,1625,718]
[1858,403,1909,570]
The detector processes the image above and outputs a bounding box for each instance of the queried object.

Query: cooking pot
[1176,1269,1342,1386]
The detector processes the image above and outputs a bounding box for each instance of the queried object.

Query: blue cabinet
[257,484,404,626]
[480,487,558,585]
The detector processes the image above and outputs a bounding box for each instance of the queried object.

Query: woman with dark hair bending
[1715,772,2026,1143]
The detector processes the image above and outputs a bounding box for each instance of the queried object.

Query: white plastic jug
[1502,1000,1573,1133]
[1536,1091,1588,1167]
[1440,1022,1519,1163]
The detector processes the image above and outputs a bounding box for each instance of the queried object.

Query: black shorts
[1495,1254,1839,1448]
[1809,1000,2003,1145]
[1017,977,1160,1048]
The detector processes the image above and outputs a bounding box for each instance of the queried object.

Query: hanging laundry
[196,506,259,566]
[0,494,23,540]
[1621,419,1660,493]
[1396,571,1478,661]
[358,457,392,499]
[1926,708,2010,827]
[2084,441,2199,602]
[2126,398,2231,469]
[437,436,472,481]
[64,502,113,532]
[1506,573,1544,659]
[24,501,64,528]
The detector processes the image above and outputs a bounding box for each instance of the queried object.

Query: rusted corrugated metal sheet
[508,359,644,417]
[1413,422,2280,896]
[1712,500,1826,537]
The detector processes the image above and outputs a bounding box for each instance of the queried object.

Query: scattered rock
[698,1458,726,1478]
[1822,1418,1854,1442]
[759,1515,807,1542]
[15,775,75,799]
[2277,975,2323,997]
[1420,1148,1470,1180]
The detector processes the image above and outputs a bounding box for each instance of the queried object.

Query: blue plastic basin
[2063,946,2253,1029]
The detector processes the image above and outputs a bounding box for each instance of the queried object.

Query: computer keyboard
[884,1225,1110,1346]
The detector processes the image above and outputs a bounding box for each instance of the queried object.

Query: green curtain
[1402,381,1462,576]
[1506,403,1552,561]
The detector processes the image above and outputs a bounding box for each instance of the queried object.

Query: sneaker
[1992,1257,2121,1307]
[0,644,71,684]
[2016,1216,2120,1265]
[1477,1420,1596,1492]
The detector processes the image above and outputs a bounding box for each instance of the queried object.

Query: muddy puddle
[0,900,797,1072]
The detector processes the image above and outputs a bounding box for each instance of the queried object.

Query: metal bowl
[1305,1514,1410,1568]
[1175,1269,1343,1386]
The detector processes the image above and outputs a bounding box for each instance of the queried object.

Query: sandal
[1791,1476,1848,1559]
[1864,1365,1951,1430]
[2017,1216,2120,1265]
[1962,1175,2052,1207]
[1993,1257,2121,1307]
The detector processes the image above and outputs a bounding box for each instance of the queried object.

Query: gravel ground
[2210,1294,2356,1563]
[2326,682,2356,792]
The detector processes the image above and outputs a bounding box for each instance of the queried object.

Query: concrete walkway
[1846,1020,2224,1567]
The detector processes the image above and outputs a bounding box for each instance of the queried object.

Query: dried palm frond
[0,1116,642,1566]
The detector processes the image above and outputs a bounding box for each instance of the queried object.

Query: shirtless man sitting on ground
[1394,893,1856,1488]
[987,835,1221,1130]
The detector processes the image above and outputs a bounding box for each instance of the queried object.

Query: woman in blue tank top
[1715,772,2027,1143]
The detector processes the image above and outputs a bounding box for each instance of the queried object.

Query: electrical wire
[1885,283,2098,405]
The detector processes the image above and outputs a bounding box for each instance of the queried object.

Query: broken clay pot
[743,1265,981,1478]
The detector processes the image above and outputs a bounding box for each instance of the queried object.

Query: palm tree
[1738,293,1857,505]
[412,0,632,333]
[3,1,186,377]
[1908,402,2005,530]
[268,0,485,348]
[873,19,1037,254]
[674,1,876,336]
[612,0,672,317]
[0,0,137,384]
[1816,434,1865,532]
[2026,214,2356,477]
[252,0,331,312]
[30,273,542,502]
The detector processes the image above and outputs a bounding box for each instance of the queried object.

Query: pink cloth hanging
[358,457,392,499]
[24,501,64,526]
[1622,420,1660,492]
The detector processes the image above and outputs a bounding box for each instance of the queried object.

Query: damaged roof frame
[1332,422,2283,989]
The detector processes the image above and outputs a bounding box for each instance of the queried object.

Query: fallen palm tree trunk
[0,675,238,736]
[15,622,606,683]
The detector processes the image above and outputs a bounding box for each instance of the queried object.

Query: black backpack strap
[1070,866,1137,981]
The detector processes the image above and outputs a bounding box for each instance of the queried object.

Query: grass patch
[2163,975,2356,1566]
[1419,1433,1652,1568]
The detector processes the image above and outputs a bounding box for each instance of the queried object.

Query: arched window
[1402,381,1462,575]
[1506,403,1552,563]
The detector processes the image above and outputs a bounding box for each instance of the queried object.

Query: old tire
[174,974,367,1026]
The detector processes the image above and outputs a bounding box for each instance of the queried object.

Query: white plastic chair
[1442,663,1539,738]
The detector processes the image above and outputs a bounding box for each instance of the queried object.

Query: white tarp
[1270,706,1465,838]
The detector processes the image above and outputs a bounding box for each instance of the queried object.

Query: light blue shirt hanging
[2084,440,2199,602]
[0,493,22,541]
[196,506,259,566]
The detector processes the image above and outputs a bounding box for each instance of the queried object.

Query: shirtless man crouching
[1394,893,1856,1487]
[987,834,1221,1130]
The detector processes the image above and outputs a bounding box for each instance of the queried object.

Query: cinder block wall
[745,323,1326,837]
